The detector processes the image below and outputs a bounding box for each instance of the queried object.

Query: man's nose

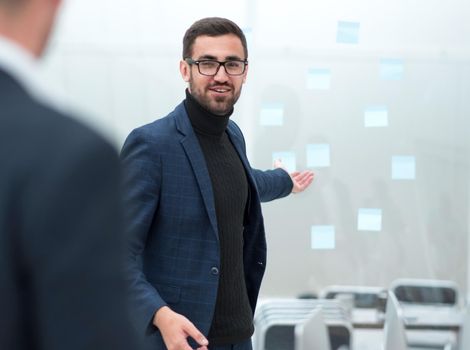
[213,64,229,82]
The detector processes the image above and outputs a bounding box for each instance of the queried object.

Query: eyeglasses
[185,58,248,76]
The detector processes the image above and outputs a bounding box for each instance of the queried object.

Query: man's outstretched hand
[273,159,315,193]
[290,171,314,193]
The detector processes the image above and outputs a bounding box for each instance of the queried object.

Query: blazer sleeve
[229,121,293,202]
[250,168,293,202]
[120,127,167,333]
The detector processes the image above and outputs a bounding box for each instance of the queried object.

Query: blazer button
[211,267,219,275]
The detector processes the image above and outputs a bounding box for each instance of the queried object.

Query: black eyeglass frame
[185,58,248,76]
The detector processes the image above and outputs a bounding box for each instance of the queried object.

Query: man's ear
[242,63,248,84]
[180,60,190,82]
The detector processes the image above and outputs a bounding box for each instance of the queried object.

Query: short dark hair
[182,17,248,59]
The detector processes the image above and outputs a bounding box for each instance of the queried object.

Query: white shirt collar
[0,35,70,114]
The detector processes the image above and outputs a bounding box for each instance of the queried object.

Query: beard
[188,77,242,116]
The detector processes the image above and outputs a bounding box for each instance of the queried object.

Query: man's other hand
[153,306,209,350]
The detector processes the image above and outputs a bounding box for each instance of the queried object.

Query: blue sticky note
[392,156,416,180]
[242,27,253,49]
[380,58,404,80]
[260,103,284,126]
[336,21,360,44]
[272,151,296,173]
[311,225,336,250]
[364,106,388,128]
[307,68,331,90]
[358,208,382,232]
[306,144,330,168]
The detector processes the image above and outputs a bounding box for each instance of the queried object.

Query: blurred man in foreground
[0,0,137,348]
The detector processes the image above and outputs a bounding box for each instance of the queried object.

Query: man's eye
[200,61,218,68]
[226,61,241,68]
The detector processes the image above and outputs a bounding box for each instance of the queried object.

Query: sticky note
[307,144,330,168]
[243,27,253,49]
[392,156,416,180]
[272,151,296,173]
[311,225,336,250]
[364,106,388,127]
[307,68,331,90]
[260,103,284,126]
[358,208,382,231]
[336,21,360,44]
[380,58,404,80]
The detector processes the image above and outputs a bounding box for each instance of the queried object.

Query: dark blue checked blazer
[121,101,293,348]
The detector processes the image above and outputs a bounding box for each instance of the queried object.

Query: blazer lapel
[174,103,219,240]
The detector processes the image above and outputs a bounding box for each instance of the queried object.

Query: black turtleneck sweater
[184,90,254,345]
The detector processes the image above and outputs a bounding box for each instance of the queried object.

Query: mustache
[208,83,233,89]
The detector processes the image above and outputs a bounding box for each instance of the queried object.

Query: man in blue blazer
[121,17,314,350]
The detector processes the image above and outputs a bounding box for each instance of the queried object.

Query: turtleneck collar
[184,89,233,137]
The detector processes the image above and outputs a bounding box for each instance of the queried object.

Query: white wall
[38,0,470,299]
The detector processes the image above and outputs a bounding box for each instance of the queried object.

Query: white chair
[383,291,407,350]
[459,307,470,350]
[253,299,352,350]
[295,309,331,350]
